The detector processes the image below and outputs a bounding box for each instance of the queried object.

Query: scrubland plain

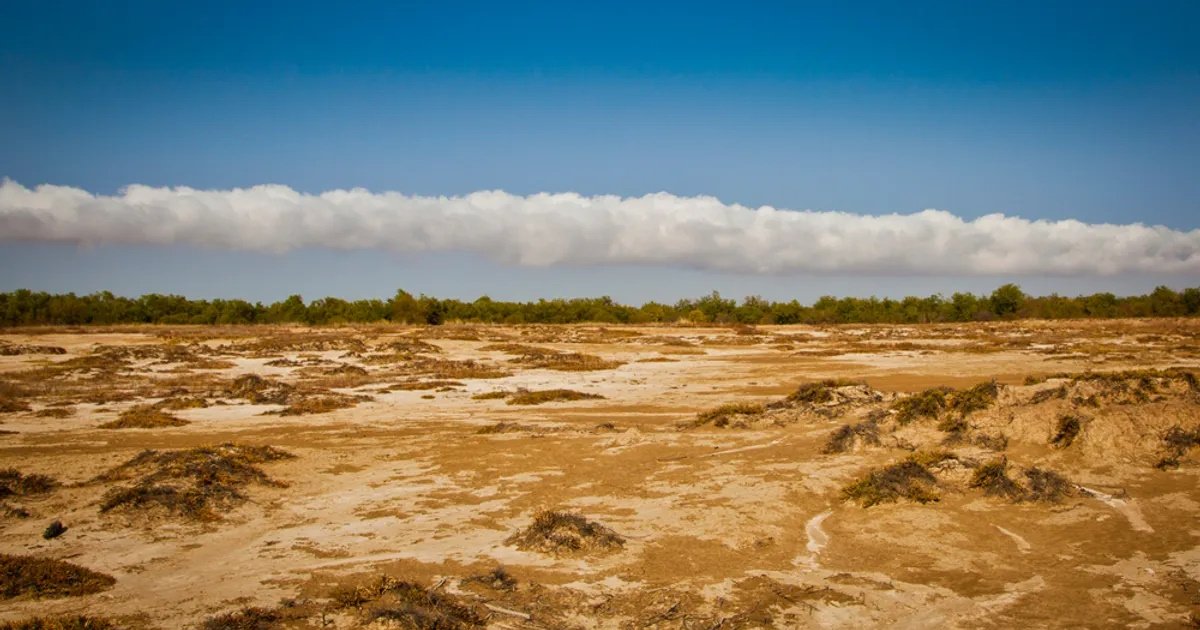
[0,320,1198,628]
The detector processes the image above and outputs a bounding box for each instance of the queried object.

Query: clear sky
[1,1,1197,302]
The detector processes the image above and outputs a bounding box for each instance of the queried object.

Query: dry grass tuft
[948,381,1000,415]
[470,391,510,401]
[506,389,604,406]
[95,443,294,520]
[0,554,115,599]
[98,405,190,429]
[506,510,624,555]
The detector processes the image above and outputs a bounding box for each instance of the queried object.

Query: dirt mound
[94,444,294,520]
[506,510,624,555]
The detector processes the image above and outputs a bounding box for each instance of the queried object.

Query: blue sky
[1,1,1198,302]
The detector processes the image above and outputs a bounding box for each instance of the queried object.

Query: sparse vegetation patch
[329,575,484,628]
[822,419,881,453]
[98,405,189,429]
[688,402,765,429]
[892,387,950,425]
[969,458,1024,500]
[1051,415,1083,448]
[506,389,604,406]
[95,443,294,520]
[0,615,118,630]
[0,554,115,599]
[842,455,943,507]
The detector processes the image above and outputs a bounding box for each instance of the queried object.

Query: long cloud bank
[1,179,1197,275]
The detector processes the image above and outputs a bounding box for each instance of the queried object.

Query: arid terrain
[0,320,1198,629]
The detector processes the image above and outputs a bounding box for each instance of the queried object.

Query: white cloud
[1,179,1197,275]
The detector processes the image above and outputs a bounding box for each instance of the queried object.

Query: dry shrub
[788,379,861,405]
[892,387,950,424]
[688,402,765,429]
[0,469,57,498]
[0,616,117,630]
[95,443,294,520]
[506,510,624,555]
[1023,467,1075,503]
[0,381,31,413]
[506,389,604,406]
[948,381,999,415]
[842,455,945,507]
[226,374,294,405]
[98,405,189,429]
[1154,426,1200,470]
[330,576,483,628]
[1051,415,1083,448]
[42,520,67,540]
[969,458,1024,500]
[822,419,881,453]
[470,391,510,401]
[0,554,115,599]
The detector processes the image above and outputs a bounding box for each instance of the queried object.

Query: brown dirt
[0,320,1198,628]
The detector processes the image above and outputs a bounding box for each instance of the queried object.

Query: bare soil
[0,319,1198,628]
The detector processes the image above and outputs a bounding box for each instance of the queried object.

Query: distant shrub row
[0,284,1197,327]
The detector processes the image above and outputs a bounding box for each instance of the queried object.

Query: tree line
[0,284,1197,327]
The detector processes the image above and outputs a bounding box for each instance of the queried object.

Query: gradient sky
[1,1,1198,302]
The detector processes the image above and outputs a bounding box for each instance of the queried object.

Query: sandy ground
[1,319,1199,628]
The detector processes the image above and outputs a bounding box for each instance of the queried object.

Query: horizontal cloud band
[1,180,1197,275]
